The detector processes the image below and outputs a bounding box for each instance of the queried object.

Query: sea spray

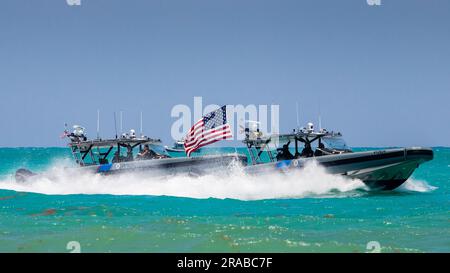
[397,178,438,193]
[0,161,368,200]
[0,147,446,253]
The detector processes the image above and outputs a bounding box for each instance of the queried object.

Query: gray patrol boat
[242,122,433,190]
[15,125,246,182]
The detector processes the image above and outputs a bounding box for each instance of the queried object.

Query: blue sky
[0,0,449,147]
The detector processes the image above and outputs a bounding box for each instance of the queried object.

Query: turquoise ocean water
[0,147,448,253]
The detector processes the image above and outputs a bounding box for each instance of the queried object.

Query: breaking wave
[0,161,367,201]
[396,178,438,193]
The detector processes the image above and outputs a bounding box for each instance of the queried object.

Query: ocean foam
[397,178,438,193]
[0,161,367,200]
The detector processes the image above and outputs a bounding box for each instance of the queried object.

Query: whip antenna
[140,111,143,137]
[120,111,123,135]
[319,115,322,131]
[96,110,100,139]
[318,103,322,131]
[113,112,118,139]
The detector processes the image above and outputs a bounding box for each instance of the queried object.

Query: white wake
[397,178,438,193]
[0,161,369,200]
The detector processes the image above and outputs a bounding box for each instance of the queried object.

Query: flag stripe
[186,120,204,138]
[186,134,232,156]
[185,124,231,146]
[183,106,232,156]
[186,133,232,156]
[185,129,232,154]
[184,124,231,146]
[185,128,232,155]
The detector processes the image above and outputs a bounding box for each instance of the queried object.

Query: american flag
[184,105,232,157]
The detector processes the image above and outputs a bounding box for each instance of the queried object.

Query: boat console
[243,122,351,165]
[64,126,169,166]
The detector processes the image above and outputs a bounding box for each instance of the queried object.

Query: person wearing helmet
[112,151,122,163]
[123,146,133,161]
[276,141,295,161]
[301,142,314,158]
[137,144,159,160]
[314,142,325,157]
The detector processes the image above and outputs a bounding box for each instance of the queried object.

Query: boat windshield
[149,144,170,156]
[322,136,350,151]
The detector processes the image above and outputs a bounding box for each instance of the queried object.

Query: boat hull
[244,148,433,190]
[96,154,245,177]
[15,154,247,182]
[15,148,433,191]
[165,147,202,154]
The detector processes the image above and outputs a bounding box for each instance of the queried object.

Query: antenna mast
[319,115,322,131]
[120,111,123,135]
[113,112,118,139]
[140,111,143,137]
[318,103,322,131]
[296,102,300,130]
[97,110,100,139]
